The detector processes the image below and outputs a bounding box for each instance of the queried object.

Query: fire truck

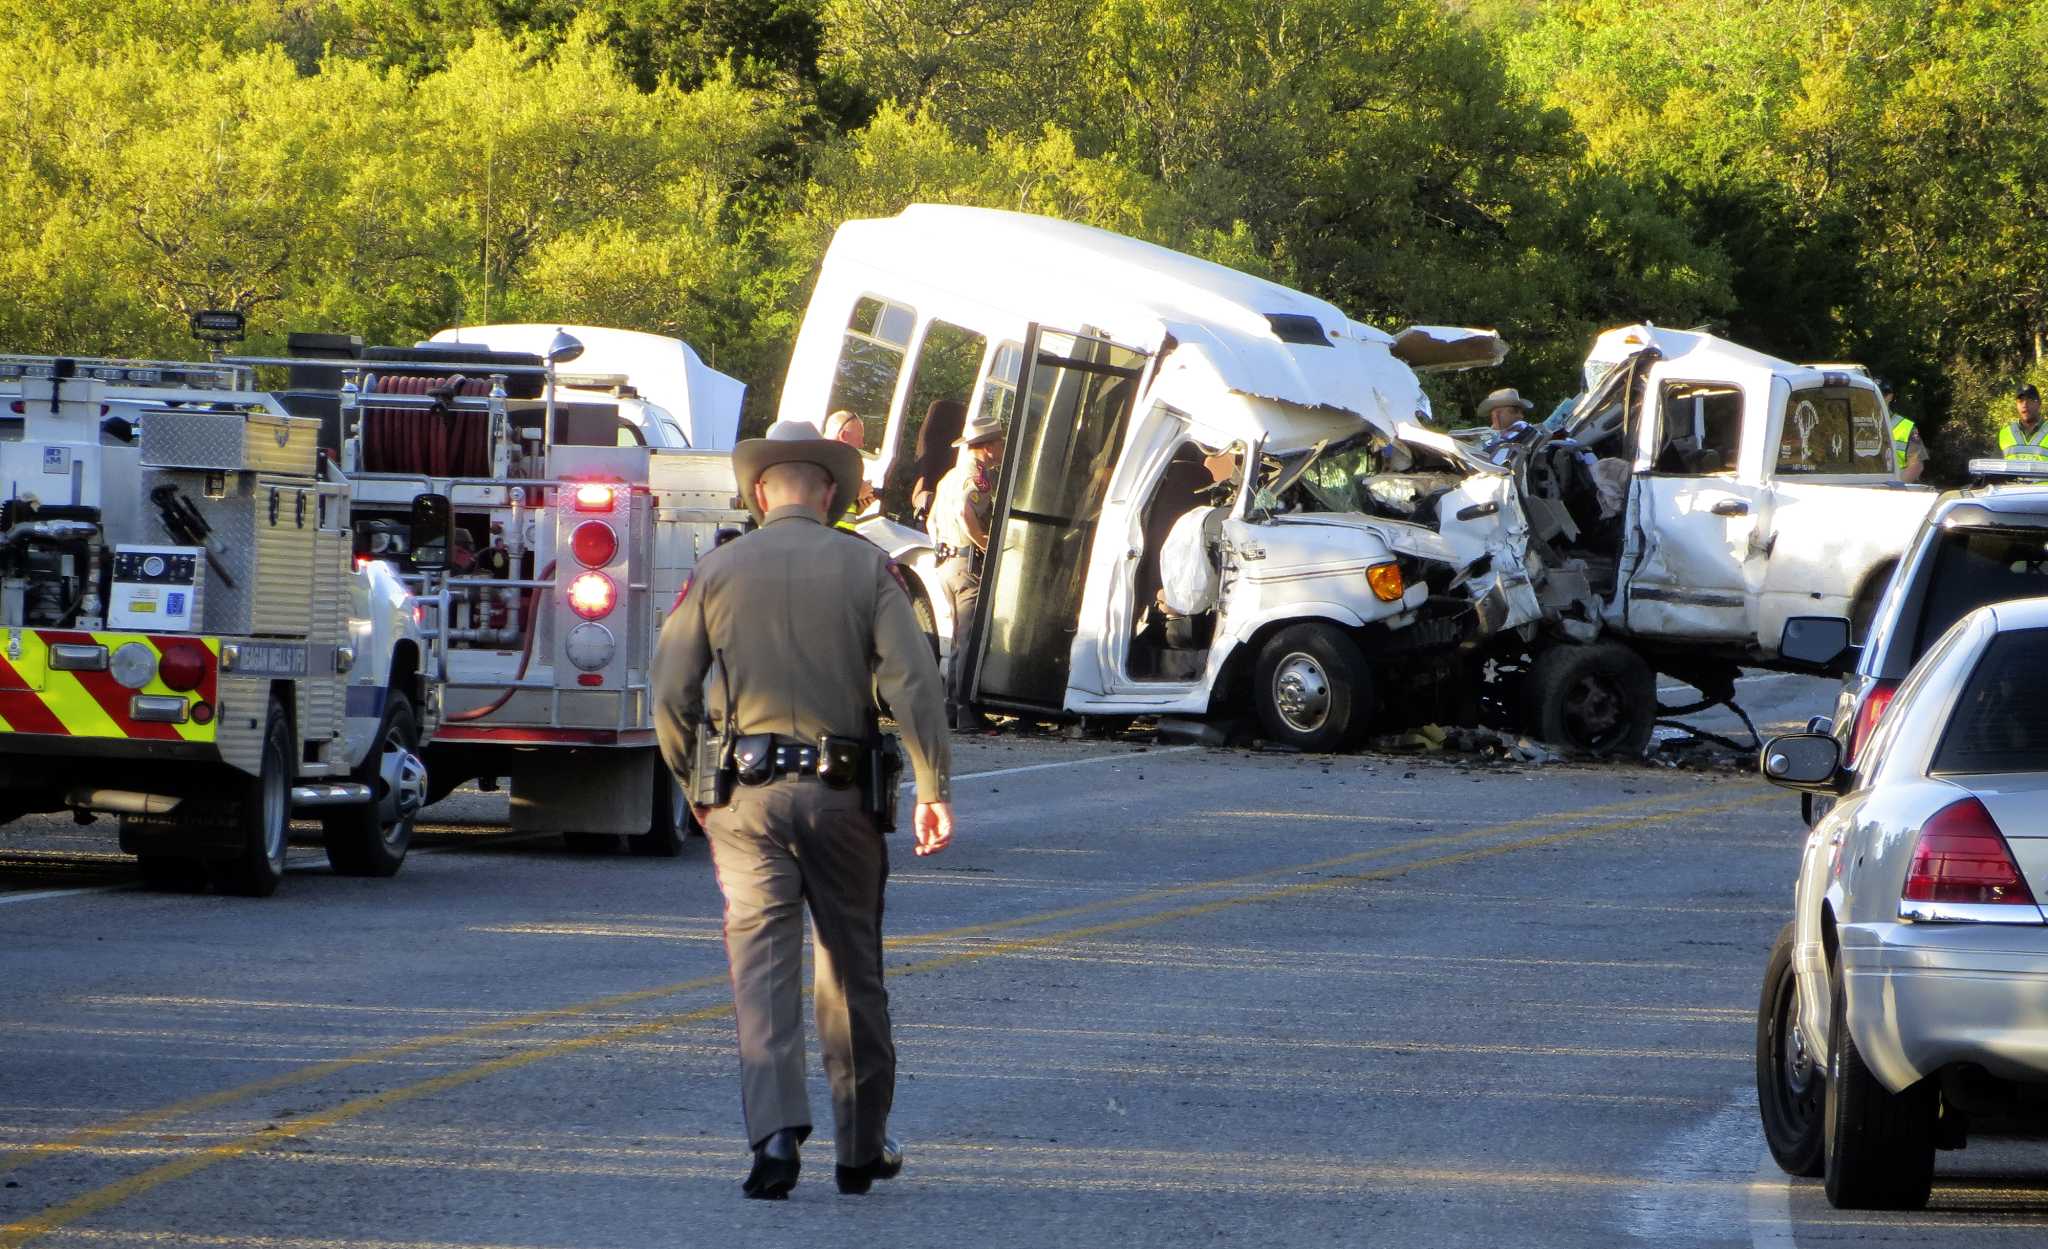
[243,326,749,856]
[0,355,429,895]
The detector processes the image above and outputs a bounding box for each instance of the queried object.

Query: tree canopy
[1,0,2043,460]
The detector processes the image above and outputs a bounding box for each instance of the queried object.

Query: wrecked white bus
[777,205,1545,748]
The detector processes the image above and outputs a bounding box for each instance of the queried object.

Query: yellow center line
[0,788,1776,1246]
[0,787,1747,1180]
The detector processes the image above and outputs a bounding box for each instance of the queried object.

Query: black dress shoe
[835,1137,904,1195]
[743,1128,802,1199]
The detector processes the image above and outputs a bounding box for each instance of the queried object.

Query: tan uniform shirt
[930,455,993,553]
[653,505,952,802]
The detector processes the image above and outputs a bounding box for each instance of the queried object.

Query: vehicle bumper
[1839,920,2048,1090]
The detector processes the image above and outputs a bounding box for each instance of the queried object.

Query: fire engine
[241,326,748,856]
[0,355,429,895]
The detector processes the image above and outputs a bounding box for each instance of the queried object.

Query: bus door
[959,325,1149,715]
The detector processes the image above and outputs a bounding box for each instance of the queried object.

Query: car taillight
[1847,679,1899,765]
[573,483,616,512]
[571,521,617,568]
[567,572,616,620]
[157,644,207,692]
[1902,798,2037,907]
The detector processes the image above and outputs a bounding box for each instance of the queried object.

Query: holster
[862,734,906,833]
[687,718,733,808]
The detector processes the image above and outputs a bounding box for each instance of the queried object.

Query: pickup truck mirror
[1779,616,1856,674]
[1760,732,1844,793]
[410,493,455,571]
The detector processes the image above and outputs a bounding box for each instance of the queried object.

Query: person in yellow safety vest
[1882,383,1925,482]
[2001,384,2048,463]
[821,410,879,530]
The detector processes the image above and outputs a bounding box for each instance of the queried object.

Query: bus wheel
[1252,623,1369,751]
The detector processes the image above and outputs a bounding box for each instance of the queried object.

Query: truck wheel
[911,588,942,662]
[1823,960,1937,1208]
[1252,623,1369,751]
[210,698,293,898]
[323,691,425,878]
[629,765,687,858]
[1756,923,1825,1177]
[1520,642,1655,758]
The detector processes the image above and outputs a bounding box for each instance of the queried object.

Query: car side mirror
[410,492,454,571]
[1760,732,1843,793]
[1779,615,1856,674]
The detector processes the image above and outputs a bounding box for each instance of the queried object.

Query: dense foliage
[2,0,2043,461]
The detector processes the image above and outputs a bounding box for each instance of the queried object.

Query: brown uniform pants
[941,554,981,716]
[703,777,894,1166]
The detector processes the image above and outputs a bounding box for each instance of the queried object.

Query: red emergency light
[572,483,617,512]
[157,644,208,693]
[571,521,618,568]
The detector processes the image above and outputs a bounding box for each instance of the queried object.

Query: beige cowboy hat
[732,420,864,523]
[953,411,1007,448]
[1480,387,1535,415]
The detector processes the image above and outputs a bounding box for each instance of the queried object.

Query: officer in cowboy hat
[929,410,1006,726]
[653,419,954,1199]
[1481,387,1535,432]
[1478,387,1540,464]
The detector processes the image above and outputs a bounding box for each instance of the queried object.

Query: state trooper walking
[653,419,955,1200]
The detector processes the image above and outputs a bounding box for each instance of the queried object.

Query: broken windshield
[1255,431,1458,520]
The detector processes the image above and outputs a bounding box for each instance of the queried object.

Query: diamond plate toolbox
[140,408,319,476]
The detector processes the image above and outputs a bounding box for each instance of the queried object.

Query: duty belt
[731,733,867,788]
[935,543,984,563]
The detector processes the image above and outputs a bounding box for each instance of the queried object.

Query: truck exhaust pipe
[66,788,182,815]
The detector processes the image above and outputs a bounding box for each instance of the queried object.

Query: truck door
[1755,377,1930,646]
[1624,375,1765,640]
[960,326,1149,715]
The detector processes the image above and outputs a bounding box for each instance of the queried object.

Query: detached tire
[211,698,292,898]
[1521,642,1655,758]
[323,691,422,878]
[1823,960,1937,1209]
[1252,623,1370,751]
[629,763,687,858]
[1756,923,1825,1177]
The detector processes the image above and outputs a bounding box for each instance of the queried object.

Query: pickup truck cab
[1487,325,1940,755]
[780,205,1542,748]
[1524,325,1935,650]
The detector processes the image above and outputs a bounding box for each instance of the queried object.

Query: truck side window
[1655,382,1742,474]
[825,295,915,452]
[1777,387,1892,475]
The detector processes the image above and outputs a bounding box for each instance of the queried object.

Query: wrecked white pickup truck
[1476,324,1939,755]
[779,205,1547,748]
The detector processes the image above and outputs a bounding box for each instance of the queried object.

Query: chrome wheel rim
[1272,652,1332,735]
[261,741,289,872]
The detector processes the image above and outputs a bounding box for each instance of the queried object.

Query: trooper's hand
[913,802,954,856]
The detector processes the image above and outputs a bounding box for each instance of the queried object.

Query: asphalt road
[1,681,2043,1247]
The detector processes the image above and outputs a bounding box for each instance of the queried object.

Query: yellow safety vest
[1892,417,1916,472]
[1999,421,2048,463]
